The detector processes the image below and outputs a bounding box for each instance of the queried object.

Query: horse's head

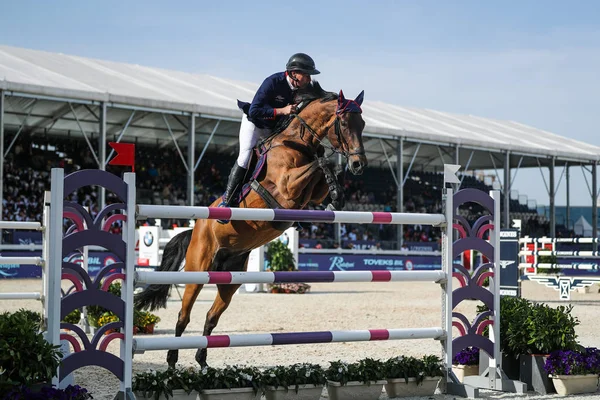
[328,90,368,175]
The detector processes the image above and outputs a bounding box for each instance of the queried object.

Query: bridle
[292,107,365,160]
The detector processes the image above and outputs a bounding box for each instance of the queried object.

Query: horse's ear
[338,90,345,104]
[354,90,364,106]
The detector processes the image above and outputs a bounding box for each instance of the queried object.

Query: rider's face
[290,71,311,88]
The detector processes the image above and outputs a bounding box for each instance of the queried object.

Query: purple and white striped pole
[136,205,446,226]
[135,270,447,285]
[133,327,445,353]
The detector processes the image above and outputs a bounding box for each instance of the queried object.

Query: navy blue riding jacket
[238,72,296,130]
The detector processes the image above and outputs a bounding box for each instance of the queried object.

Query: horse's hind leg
[195,283,242,367]
[195,250,249,367]
[166,283,203,368]
[167,226,213,368]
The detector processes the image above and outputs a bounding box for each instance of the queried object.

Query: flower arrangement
[3,384,94,399]
[197,365,261,393]
[383,354,444,385]
[267,282,311,294]
[544,347,600,376]
[132,369,172,399]
[325,358,385,386]
[260,363,326,393]
[97,312,119,327]
[452,347,479,366]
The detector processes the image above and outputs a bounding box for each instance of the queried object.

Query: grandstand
[1,44,599,248]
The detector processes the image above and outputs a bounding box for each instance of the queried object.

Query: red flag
[108,142,135,172]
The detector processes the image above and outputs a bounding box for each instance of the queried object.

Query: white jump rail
[0,256,43,266]
[520,237,600,244]
[0,292,42,300]
[0,207,49,303]
[519,250,600,257]
[0,221,43,230]
[520,263,600,270]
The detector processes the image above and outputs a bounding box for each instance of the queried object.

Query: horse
[134,83,368,368]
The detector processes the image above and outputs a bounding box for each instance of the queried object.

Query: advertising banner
[298,254,443,271]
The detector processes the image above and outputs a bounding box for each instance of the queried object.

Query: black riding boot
[217,163,248,224]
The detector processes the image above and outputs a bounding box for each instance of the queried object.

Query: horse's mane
[294,81,338,104]
[267,81,337,136]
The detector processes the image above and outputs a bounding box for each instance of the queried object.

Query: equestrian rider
[217,53,320,223]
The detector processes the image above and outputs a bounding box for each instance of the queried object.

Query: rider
[217,53,320,223]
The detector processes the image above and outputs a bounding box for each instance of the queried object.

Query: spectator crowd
[1,134,565,248]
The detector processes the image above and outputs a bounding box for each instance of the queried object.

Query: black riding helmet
[286,53,320,75]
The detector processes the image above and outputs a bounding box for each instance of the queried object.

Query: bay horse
[134,83,368,368]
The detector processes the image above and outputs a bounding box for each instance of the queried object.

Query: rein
[292,112,365,160]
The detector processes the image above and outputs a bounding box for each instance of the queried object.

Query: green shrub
[0,310,62,394]
[477,296,579,357]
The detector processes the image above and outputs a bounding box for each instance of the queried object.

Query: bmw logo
[104,256,116,267]
[143,231,154,247]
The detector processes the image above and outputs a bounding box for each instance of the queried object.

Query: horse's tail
[133,229,193,311]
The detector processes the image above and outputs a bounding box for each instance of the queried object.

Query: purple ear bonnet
[336,90,364,115]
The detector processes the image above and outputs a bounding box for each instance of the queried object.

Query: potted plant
[260,363,326,400]
[516,302,580,394]
[476,294,579,393]
[135,310,161,334]
[265,240,312,294]
[325,358,386,400]
[452,347,480,382]
[266,240,296,272]
[544,347,600,395]
[0,309,63,394]
[382,355,443,398]
[197,365,261,400]
[61,308,82,327]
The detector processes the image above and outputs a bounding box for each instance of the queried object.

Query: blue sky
[2,0,600,209]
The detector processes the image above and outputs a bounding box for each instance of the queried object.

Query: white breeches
[236,114,272,169]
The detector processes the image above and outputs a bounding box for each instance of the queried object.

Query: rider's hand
[276,104,296,115]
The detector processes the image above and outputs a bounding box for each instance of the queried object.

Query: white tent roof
[1,44,599,163]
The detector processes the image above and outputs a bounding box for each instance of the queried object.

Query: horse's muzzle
[349,154,368,175]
